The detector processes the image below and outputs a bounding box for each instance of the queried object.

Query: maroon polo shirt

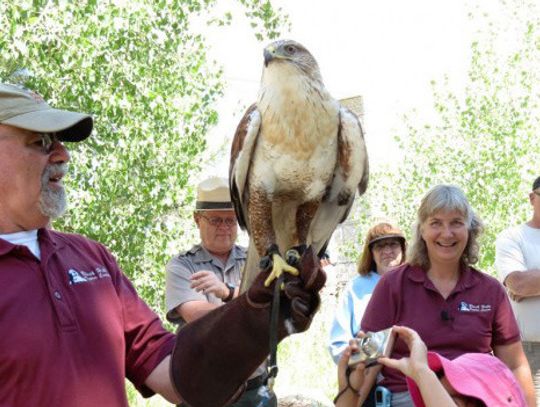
[0,229,175,407]
[361,263,520,393]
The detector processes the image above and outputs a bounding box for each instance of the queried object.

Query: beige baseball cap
[0,83,93,141]
[195,177,233,211]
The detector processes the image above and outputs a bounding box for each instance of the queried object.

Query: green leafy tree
[0,0,286,313]
[356,0,540,274]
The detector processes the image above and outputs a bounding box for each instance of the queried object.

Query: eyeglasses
[35,132,59,154]
[372,240,401,251]
[199,214,237,227]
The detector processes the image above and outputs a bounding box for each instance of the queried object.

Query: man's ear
[193,212,201,228]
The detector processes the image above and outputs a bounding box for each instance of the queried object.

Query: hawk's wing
[229,103,261,233]
[310,106,369,255]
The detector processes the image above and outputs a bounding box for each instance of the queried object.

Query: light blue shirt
[328,272,381,363]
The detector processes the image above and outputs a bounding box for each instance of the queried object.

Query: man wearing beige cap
[0,83,325,407]
[166,176,277,406]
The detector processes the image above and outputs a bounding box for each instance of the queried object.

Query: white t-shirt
[495,223,540,341]
[0,229,40,259]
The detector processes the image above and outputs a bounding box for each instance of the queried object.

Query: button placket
[40,258,76,331]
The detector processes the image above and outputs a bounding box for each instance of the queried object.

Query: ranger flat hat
[196,177,233,211]
[0,83,93,141]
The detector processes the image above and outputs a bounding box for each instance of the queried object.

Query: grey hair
[408,185,484,269]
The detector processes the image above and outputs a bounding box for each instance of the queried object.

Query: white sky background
[196,0,479,179]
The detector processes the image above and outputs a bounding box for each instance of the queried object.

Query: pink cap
[406,352,526,407]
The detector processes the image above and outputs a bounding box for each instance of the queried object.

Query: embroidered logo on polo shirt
[96,266,111,279]
[68,269,88,285]
[68,266,111,285]
[459,301,491,312]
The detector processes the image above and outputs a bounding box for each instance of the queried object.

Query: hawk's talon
[264,253,299,287]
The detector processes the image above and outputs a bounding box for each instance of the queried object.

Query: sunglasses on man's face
[32,132,60,154]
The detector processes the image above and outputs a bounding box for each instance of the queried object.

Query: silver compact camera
[348,328,396,367]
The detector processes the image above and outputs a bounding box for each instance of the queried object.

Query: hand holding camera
[348,327,396,367]
[376,326,429,382]
[335,328,395,406]
[335,345,366,406]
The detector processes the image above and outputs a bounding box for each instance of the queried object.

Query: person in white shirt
[496,175,540,404]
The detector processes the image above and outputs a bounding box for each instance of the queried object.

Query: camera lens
[360,336,379,356]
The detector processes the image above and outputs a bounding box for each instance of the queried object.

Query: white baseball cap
[0,83,93,141]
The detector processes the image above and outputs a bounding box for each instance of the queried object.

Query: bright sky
[198,0,476,178]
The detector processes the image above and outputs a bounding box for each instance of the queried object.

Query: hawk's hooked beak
[264,47,277,67]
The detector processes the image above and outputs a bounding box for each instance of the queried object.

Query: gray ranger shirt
[165,243,246,325]
[165,243,269,384]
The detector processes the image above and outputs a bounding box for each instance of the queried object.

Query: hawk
[230,39,369,292]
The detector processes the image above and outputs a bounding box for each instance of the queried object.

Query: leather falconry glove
[170,245,326,407]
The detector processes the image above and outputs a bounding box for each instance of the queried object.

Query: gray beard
[39,163,68,219]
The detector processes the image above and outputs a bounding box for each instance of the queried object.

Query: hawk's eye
[285,45,296,55]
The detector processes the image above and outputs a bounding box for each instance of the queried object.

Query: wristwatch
[223,282,235,302]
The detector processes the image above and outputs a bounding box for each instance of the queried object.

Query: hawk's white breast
[252,62,340,202]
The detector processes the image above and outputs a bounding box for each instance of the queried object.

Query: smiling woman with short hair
[360,185,536,407]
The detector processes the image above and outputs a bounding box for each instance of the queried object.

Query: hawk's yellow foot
[264,253,299,287]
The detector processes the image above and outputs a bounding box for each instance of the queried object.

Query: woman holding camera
[359,185,535,406]
[329,222,407,363]
[335,325,527,407]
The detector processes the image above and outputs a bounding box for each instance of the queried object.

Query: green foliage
[357,0,540,274]
[203,0,289,38]
[0,0,286,315]
[238,0,290,40]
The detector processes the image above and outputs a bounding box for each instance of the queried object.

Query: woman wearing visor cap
[329,222,407,364]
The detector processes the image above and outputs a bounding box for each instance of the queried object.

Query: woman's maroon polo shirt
[361,263,520,392]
